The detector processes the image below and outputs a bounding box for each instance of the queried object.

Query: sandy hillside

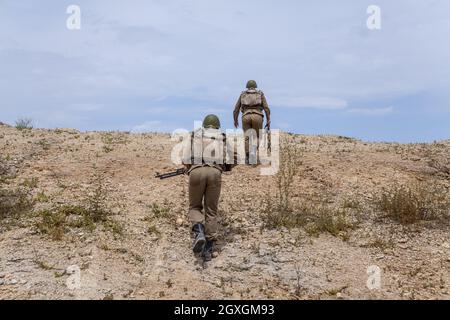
[0,123,449,300]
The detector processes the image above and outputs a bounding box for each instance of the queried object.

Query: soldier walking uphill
[182,115,236,262]
[233,80,271,163]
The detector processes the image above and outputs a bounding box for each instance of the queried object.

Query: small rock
[258,248,267,257]
[336,293,343,299]
[80,249,92,257]
[442,242,450,249]
[9,279,18,285]
[0,279,4,285]
[176,218,184,226]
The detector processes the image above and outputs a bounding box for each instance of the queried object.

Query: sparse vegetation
[149,201,171,219]
[260,137,358,238]
[303,206,356,238]
[428,157,450,177]
[15,118,33,131]
[101,131,130,153]
[34,172,123,239]
[261,136,303,217]
[0,157,34,226]
[35,207,69,240]
[377,181,450,224]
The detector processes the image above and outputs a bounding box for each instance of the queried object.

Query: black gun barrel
[155,168,185,179]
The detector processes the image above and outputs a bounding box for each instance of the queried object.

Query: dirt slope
[0,123,449,300]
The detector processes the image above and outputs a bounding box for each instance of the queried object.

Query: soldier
[183,114,235,262]
[233,80,271,163]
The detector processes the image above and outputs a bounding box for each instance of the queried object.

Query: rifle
[155,168,186,179]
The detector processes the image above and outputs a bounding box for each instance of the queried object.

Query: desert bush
[303,205,355,238]
[0,186,33,222]
[266,136,303,213]
[260,136,303,228]
[262,199,356,238]
[84,172,113,223]
[0,157,33,225]
[15,117,33,131]
[260,136,358,237]
[377,181,450,224]
[428,157,450,177]
[149,200,171,219]
[34,173,123,239]
[35,207,70,240]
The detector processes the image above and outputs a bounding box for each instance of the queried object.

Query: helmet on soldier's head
[246,80,258,89]
[202,114,221,129]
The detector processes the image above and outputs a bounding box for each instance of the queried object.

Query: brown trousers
[242,113,264,159]
[188,166,222,240]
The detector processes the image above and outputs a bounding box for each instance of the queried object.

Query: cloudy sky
[0,0,449,142]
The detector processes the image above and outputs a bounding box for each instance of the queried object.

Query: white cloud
[274,97,348,110]
[131,121,172,133]
[348,106,394,116]
[0,1,449,141]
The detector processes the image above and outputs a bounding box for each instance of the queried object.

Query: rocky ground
[0,123,449,300]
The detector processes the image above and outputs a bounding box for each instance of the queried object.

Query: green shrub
[15,118,33,131]
[377,181,450,224]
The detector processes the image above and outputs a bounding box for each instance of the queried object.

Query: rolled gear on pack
[240,89,264,117]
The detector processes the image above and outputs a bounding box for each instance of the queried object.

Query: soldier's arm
[261,92,271,126]
[233,95,241,128]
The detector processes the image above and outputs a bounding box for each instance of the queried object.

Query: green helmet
[202,114,221,129]
[246,80,258,89]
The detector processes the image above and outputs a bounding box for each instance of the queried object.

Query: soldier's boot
[202,240,215,262]
[192,223,206,253]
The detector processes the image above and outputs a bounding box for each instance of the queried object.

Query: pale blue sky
[0,0,449,142]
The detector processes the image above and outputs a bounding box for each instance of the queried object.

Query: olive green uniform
[183,127,234,241]
[233,88,271,157]
[188,166,222,240]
